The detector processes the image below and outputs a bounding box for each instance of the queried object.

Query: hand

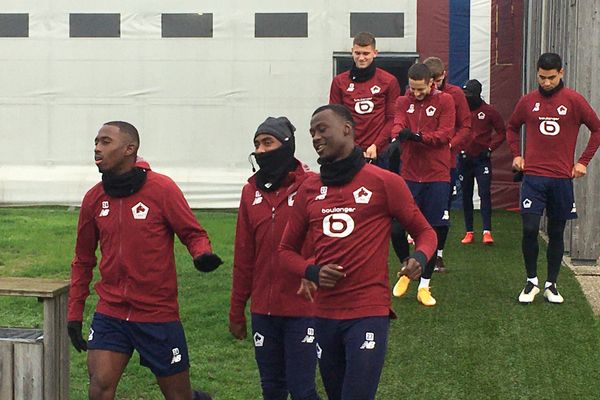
[297,278,318,302]
[479,148,492,159]
[397,128,417,142]
[572,162,586,178]
[67,321,87,352]
[318,264,346,289]
[364,144,377,160]
[512,156,524,172]
[398,258,422,281]
[228,321,247,340]
[194,252,223,272]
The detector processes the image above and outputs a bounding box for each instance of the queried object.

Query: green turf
[0,207,599,399]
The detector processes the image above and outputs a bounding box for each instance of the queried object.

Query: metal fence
[523,0,600,264]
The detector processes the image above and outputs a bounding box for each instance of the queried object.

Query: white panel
[0,1,417,207]
[469,0,492,101]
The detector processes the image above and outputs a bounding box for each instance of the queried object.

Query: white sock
[545,281,554,289]
[527,277,539,286]
[437,249,443,257]
[418,278,430,289]
[483,230,491,234]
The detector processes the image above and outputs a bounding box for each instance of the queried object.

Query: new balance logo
[252,190,263,206]
[316,343,322,359]
[171,348,182,364]
[442,210,450,220]
[88,328,94,341]
[302,327,315,344]
[360,332,376,350]
[571,202,576,213]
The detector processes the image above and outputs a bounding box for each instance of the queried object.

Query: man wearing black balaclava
[457,79,506,246]
[229,117,321,400]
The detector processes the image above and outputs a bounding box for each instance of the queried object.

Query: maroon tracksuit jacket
[464,101,506,157]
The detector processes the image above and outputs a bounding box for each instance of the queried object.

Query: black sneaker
[518,281,540,303]
[193,390,213,400]
[433,256,448,273]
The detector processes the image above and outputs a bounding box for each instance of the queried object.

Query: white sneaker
[544,284,564,304]
[518,281,540,303]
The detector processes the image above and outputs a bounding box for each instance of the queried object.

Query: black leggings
[522,214,566,283]
[391,221,444,280]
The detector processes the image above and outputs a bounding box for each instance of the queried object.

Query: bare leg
[87,349,131,400]
[157,369,195,400]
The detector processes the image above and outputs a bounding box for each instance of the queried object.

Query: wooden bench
[0,277,70,400]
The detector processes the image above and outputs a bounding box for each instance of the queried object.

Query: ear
[124,143,137,157]
[373,49,379,58]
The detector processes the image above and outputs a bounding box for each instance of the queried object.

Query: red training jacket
[443,82,472,167]
[279,164,437,320]
[229,161,316,324]
[392,88,456,182]
[330,67,401,153]
[506,86,600,178]
[68,160,212,323]
[463,101,506,157]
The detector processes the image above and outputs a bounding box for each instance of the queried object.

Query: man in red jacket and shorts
[68,121,222,400]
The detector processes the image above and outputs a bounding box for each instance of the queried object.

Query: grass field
[1,207,599,399]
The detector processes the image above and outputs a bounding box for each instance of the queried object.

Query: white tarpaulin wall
[0,0,417,207]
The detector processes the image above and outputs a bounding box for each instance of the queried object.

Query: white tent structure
[0,1,419,207]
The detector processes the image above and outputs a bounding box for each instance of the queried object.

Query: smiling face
[94,124,136,174]
[352,44,377,69]
[409,78,433,101]
[309,109,354,163]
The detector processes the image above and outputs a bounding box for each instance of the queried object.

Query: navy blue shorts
[520,175,577,220]
[405,181,451,227]
[87,312,190,377]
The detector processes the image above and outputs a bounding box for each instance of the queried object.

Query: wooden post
[0,277,70,400]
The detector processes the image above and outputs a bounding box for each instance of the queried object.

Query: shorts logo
[407,104,415,114]
[316,343,322,359]
[483,166,490,175]
[302,327,315,344]
[171,348,182,364]
[131,202,149,220]
[252,190,263,206]
[353,186,372,204]
[458,174,464,181]
[288,191,297,206]
[360,332,376,350]
[532,102,540,112]
[253,332,265,347]
[355,100,375,114]
[477,112,486,120]
[99,201,110,217]
[347,83,355,92]
[323,213,355,238]
[557,105,567,115]
[442,210,450,220]
[571,202,576,213]
[370,85,381,94]
[315,186,328,201]
[539,119,560,136]
[425,106,437,117]
[452,185,457,196]
[523,198,532,209]
[88,327,94,341]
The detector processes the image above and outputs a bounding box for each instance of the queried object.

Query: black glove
[397,128,422,142]
[512,169,524,182]
[479,148,492,159]
[67,320,87,352]
[194,252,223,272]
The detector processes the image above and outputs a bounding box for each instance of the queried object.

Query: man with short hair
[458,79,506,245]
[391,63,456,306]
[329,31,400,166]
[229,116,320,400]
[279,104,436,400]
[423,56,472,272]
[68,121,221,400]
[507,53,600,304]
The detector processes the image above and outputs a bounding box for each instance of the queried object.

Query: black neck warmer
[539,80,564,97]
[466,96,483,110]
[319,146,366,186]
[349,62,376,83]
[254,144,297,191]
[102,167,147,198]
